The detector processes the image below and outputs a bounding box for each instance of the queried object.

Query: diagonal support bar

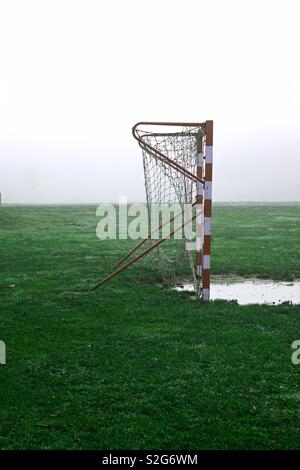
[112,201,197,270]
[92,214,196,291]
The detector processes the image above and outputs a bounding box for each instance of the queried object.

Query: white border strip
[202,288,210,301]
[203,255,210,269]
[204,217,211,236]
[205,182,212,199]
[205,146,213,164]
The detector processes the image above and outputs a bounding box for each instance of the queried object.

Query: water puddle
[174,280,300,305]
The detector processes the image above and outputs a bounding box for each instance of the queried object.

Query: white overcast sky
[0,0,299,203]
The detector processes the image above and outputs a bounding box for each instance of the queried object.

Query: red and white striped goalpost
[202,120,213,301]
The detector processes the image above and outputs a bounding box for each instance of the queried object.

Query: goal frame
[93,120,214,301]
[132,120,213,300]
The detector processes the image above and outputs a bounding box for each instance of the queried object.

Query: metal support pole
[202,120,213,301]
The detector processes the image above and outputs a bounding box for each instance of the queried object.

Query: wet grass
[212,204,300,281]
[0,203,300,449]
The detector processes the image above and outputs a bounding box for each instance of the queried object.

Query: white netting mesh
[142,131,198,207]
[135,124,205,281]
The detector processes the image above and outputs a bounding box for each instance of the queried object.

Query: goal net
[135,123,204,284]
[93,121,213,300]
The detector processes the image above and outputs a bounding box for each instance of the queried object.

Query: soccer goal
[93,120,213,301]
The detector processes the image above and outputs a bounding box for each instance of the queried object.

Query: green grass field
[0,204,300,450]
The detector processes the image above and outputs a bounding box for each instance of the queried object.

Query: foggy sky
[0,0,299,203]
